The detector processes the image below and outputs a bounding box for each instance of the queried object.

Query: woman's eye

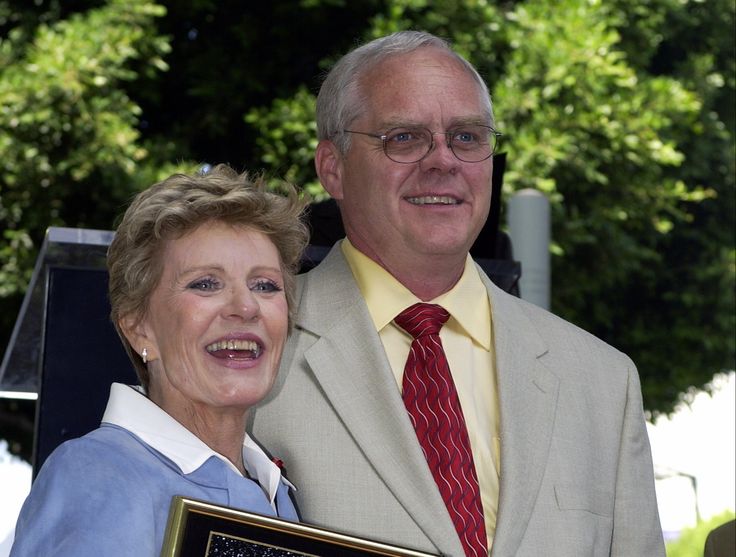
[187,277,221,291]
[251,279,282,293]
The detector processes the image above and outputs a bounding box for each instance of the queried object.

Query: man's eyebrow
[448,116,491,127]
[375,118,424,130]
[377,116,491,130]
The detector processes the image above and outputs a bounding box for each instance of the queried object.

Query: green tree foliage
[0,0,193,342]
[608,0,736,412]
[0,0,733,420]
[245,87,322,197]
[486,0,735,415]
[132,0,383,171]
[665,510,735,557]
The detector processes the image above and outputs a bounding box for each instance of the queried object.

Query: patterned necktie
[395,303,487,557]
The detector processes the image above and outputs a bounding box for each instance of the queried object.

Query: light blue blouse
[10,385,298,557]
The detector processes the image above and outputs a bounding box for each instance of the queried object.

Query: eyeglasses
[342,125,502,164]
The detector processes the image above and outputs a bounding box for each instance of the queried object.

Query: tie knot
[395,303,449,339]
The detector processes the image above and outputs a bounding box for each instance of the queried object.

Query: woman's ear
[119,314,157,362]
[315,139,344,200]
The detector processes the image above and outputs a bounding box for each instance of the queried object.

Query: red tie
[395,303,487,557]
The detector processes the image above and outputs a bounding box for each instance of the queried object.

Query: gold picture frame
[161,496,440,557]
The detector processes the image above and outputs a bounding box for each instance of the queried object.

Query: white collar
[101,383,293,507]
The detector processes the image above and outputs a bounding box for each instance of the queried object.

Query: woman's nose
[223,286,260,321]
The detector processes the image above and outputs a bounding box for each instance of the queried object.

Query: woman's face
[124,221,288,423]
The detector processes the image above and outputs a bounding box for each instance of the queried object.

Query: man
[251,30,665,557]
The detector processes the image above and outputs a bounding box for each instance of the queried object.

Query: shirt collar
[101,383,292,505]
[341,239,492,349]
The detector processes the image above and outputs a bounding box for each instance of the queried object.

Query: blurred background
[0,1,734,555]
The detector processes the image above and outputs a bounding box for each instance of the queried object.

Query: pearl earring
[141,348,148,364]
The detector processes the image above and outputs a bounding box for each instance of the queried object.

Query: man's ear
[315,139,344,200]
[119,314,157,361]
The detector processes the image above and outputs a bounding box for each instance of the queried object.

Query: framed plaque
[161,496,440,557]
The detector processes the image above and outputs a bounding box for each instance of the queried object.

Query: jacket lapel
[296,245,463,555]
[481,272,560,556]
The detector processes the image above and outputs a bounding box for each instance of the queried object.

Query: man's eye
[388,129,421,143]
[252,279,282,293]
[187,277,220,291]
[453,130,478,144]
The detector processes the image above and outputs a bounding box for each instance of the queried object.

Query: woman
[11,164,309,556]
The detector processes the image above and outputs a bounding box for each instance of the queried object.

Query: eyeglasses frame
[342,125,502,164]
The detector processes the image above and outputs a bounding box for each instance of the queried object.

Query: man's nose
[420,132,459,171]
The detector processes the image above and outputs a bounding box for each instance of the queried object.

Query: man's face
[323,48,493,275]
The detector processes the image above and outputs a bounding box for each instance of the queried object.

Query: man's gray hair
[316,30,495,154]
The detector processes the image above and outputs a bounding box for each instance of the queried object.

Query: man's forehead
[366,47,465,78]
[357,57,487,125]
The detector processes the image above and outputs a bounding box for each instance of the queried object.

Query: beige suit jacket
[250,244,665,556]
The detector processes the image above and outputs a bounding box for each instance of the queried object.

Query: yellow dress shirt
[341,239,500,546]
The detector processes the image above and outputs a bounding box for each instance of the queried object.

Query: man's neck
[355,244,467,301]
[395,268,465,301]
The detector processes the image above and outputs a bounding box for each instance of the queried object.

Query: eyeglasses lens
[383,126,497,163]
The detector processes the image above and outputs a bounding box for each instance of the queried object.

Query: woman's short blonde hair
[107,164,309,387]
